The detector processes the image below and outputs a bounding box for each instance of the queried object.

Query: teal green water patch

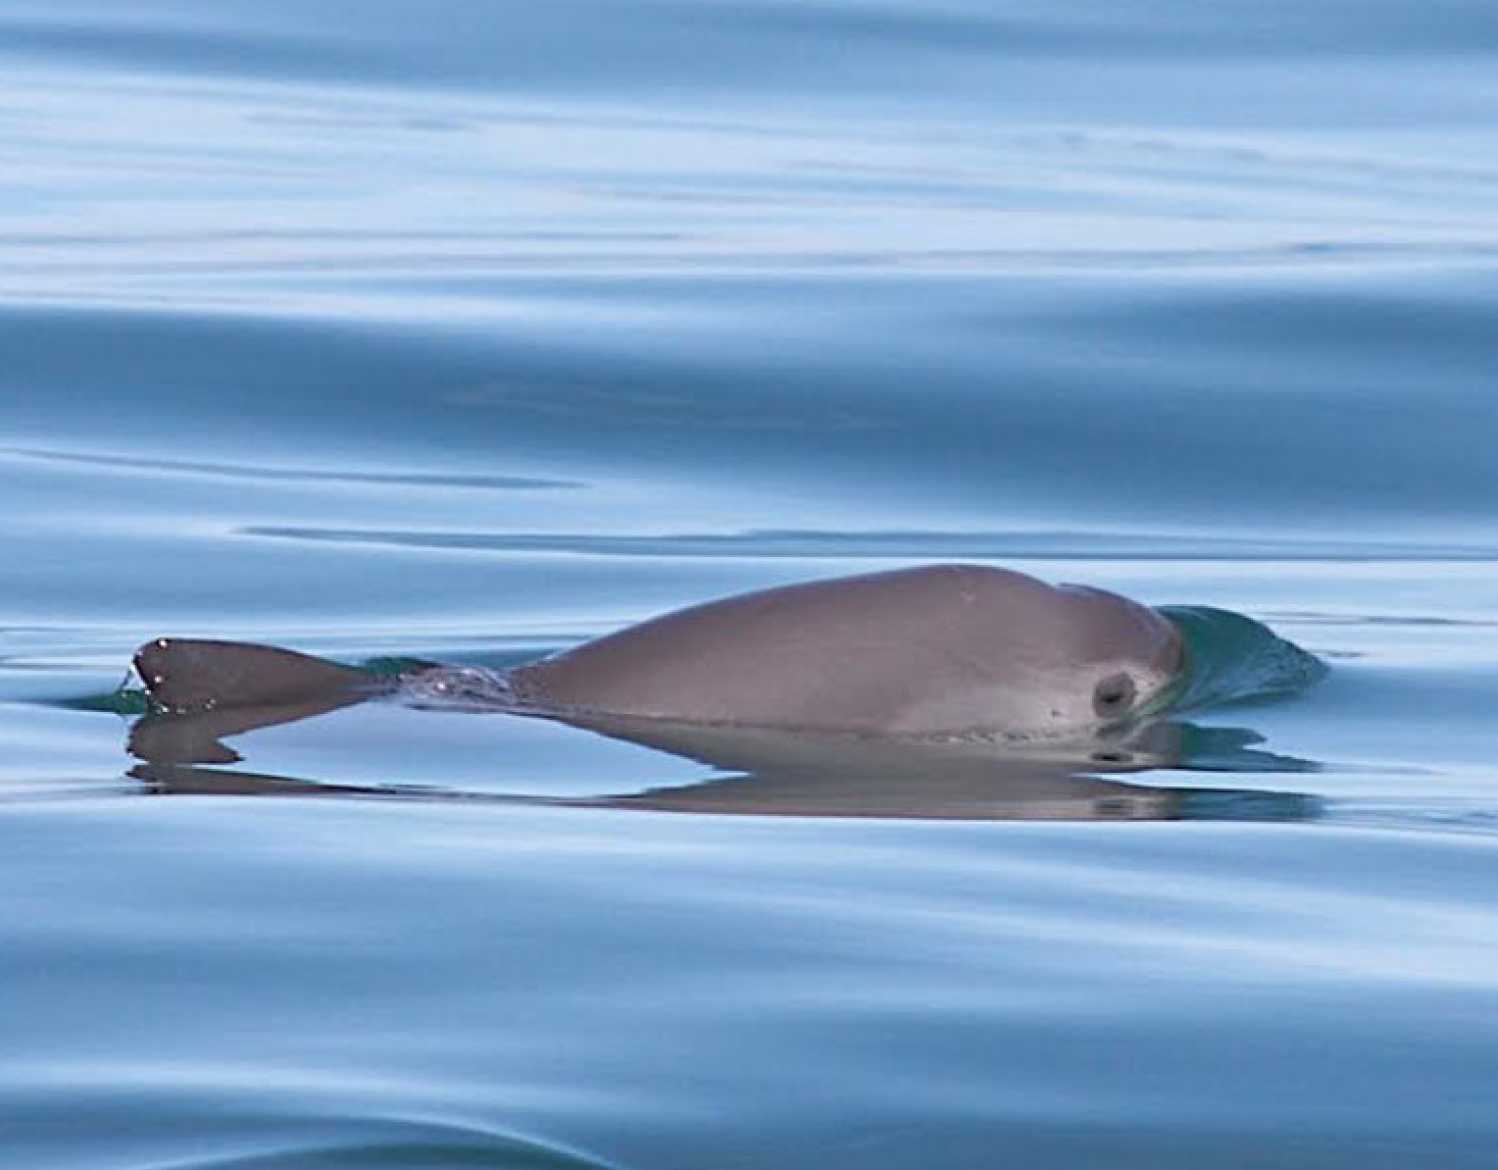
[55,687,151,716]
[1152,721,1322,775]
[1173,787,1323,821]
[1156,605,1329,715]
[359,655,440,678]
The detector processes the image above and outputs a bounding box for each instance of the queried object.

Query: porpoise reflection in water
[128,564,1326,821]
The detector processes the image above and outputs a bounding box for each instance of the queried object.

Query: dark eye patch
[1093,672,1137,718]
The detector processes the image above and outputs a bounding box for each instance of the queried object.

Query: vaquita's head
[868,568,1186,736]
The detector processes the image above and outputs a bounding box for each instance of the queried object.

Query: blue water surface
[3,3,1498,1168]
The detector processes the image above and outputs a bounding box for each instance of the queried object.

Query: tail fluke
[133,638,379,713]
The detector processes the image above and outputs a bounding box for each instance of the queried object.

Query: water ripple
[1,447,581,492]
[239,525,1498,562]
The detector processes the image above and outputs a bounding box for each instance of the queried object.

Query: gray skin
[506,563,1183,737]
[126,566,1328,822]
[135,564,1184,739]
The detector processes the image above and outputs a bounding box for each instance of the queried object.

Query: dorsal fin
[134,638,374,713]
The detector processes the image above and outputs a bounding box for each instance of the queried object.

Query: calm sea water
[4,3,1498,1168]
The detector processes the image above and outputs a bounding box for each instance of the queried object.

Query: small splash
[395,665,518,712]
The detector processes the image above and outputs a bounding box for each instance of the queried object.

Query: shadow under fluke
[125,693,1321,823]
